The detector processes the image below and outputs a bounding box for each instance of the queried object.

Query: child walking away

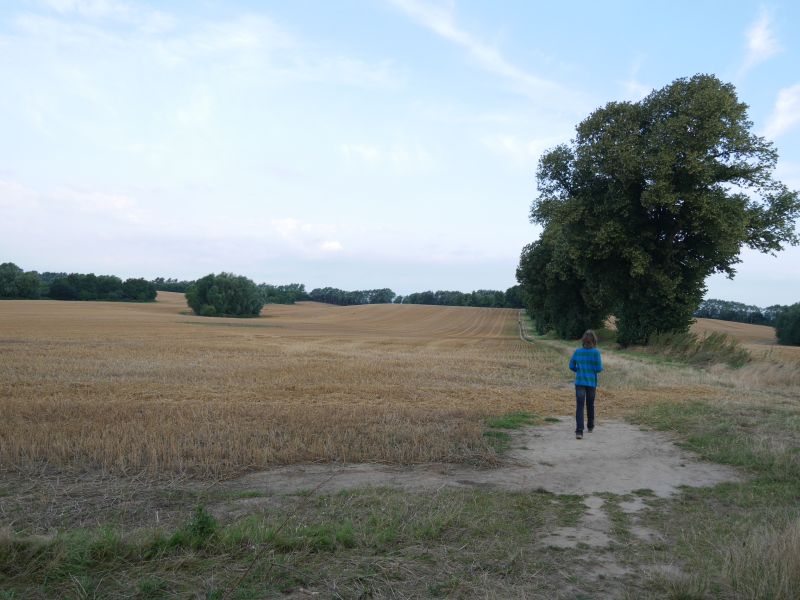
[569,330,603,440]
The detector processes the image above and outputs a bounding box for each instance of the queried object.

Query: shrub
[644,330,751,368]
[185,272,263,317]
[774,303,800,346]
[121,278,156,301]
[0,263,41,299]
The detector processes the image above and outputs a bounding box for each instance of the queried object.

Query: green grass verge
[628,400,800,599]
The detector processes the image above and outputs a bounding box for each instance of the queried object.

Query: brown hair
[581,330,598,349]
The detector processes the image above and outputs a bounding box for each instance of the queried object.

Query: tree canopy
[186,273,264,317]
[519,74,800,345]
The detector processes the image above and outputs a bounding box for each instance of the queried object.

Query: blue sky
[1,0,799,304]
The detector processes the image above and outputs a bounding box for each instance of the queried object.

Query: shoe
[588,428,593,433]
[576,433,583,440]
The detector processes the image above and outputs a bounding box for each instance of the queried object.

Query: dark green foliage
[121,278,157,301]
[521,74,800,345]
[44,272,155,302]
[308,287,395,305]
[0,263,41,299]
[774,303,800,345]
[516,235,606,337]
[186,272,264,317]
[259,283,309,304]
[151,277,195,293]
[399,287,523,308]
[694,298,785,326]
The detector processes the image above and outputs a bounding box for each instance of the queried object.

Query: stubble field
[2,294,800,599]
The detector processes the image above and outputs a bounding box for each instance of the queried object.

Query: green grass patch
[485,411,539,429]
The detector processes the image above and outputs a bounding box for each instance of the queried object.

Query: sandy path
[229,419,742,497]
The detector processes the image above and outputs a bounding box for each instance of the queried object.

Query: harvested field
[1,293,711,478]
[692,317,777,345]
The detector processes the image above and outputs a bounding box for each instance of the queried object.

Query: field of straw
[0,293,721,478]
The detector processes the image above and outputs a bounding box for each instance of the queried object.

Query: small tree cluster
[0,263,41,299]
[186,273,263,317]
[258,283,309,304]
[518,74,800,345]
[308,287,395,306]
[775,303,800,346]
[48,273,156,301]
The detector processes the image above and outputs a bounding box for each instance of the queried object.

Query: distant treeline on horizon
[155,276,525,308]
[1,263,156,302]
[693,298,789,326]
[8,264,791,323]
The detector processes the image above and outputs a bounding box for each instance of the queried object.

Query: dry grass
[3,296,797,478]
[0,295,569,477]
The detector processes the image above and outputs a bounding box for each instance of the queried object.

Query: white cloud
[763,84,800,140]
[482,134,563,166]
[620,56,650,101]
[387,0,572,106]
[341,142,433,171]
[738,7,781,79]
[320,241,343,252]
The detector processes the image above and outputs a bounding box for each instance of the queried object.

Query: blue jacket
[569,347,603,388]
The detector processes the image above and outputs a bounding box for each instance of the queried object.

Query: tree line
[308,287,396,305]
[398,286,523,308]
[0,263,156,302]
[516,74,800,346]
[694,299,787,326]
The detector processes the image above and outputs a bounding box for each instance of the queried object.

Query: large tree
[525,74,799,345]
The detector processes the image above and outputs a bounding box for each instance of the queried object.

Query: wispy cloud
[387,0,575,107]
[620,56,651,101]
[481,134,563,167]
[764,83,800,140]
[737,7,781,79]
[341,142,433,172]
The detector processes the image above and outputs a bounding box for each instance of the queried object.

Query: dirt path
[228,419,742,497]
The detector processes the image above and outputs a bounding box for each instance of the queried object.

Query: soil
[228,418,743,498]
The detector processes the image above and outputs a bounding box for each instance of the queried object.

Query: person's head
[581,330,598,349]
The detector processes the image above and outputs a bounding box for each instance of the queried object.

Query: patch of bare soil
[228,419,742,497]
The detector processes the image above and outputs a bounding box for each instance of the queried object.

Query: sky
[1,0,799,305]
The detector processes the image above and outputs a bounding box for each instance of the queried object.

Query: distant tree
[0,263,41,299]
[152,277,195,293]
[525,74,800,345]
[308,287,395,306]
[260,283,309,304]
[186,273,263,317]
[775,303,800,346]
[121,278,157,301]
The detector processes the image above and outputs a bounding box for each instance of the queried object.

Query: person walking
[569,330,603,440]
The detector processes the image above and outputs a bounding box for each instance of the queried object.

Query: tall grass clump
[643,330,750,367]
[722,519,800,600]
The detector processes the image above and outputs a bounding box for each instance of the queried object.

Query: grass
[642,330,752,368]
[0,488,590,598]
[628,400,800,599]
[2,296,800,597]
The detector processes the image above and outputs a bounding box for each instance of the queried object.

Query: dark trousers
[575,385,596,433]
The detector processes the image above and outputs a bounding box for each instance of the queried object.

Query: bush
[0,263,41,299]
[775,303,800,346]
[186,272,264,317]
[121,278,156,301]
